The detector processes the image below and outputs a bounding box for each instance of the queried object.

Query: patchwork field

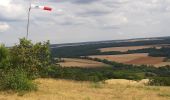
[0,78,170,100]
[58,58,109,68]
[99,44,170,52]
[89,53,170,67]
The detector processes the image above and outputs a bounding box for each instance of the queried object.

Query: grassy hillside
[0,78,170,100]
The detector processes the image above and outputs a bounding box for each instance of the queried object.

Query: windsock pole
[26,0,32,39]
[26,0,52,39]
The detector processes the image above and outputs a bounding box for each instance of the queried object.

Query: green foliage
[149,77,170,86]
[0,45,10,69]
[44,65,145,82]
[127,47,170,59]
[43,57,170,86]
[0,38,50,92]
[0,45,8,62]
[0,69,37,92]
[10,38,51,78]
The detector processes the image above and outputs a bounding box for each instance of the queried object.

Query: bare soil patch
[125,56,165,65]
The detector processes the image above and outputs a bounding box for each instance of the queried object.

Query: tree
[10,38,51,77]
[0,45,10,69]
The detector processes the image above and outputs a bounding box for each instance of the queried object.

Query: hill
[51,36,170,67]
[51,36,170,58]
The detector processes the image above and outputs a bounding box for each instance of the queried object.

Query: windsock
[31,4,52,11]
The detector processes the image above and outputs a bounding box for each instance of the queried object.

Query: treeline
[43,57,170,86]
[51,37,170,58]
[127,47,170,59]
[149,47,170,59]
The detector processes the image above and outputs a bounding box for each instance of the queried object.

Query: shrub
[0,69,37,92]
[0,45,10,69]
[145,72,157,77]
[10,38,51,78]
[149,77,170,86]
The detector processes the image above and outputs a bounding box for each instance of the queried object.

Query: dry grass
[99,45,163,52]
[89,53,149,63]
[105,79,149,86]
[89,53,170,67]
[0,78,170,100]
[58,58,109,68]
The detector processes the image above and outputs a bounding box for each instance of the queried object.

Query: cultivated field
[89,53,170,67]
[99,44,170,52]
[0,78,170,100]
[58,58,109,68]
[90,53,150,63]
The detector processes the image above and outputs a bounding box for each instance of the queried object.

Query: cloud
[0,22,10,32]
[0,0,11,6]
[0,0,27,22]
[1,0,170,46]
[47,0,101,4]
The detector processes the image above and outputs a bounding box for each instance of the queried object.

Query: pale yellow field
[0,78,170,100]
[90,53,149,63]
[58,58,109,68]
[99,45,162,52]
[89,53,170,67]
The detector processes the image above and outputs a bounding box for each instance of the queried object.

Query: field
[58,58,109,68]
[89,53,170,67]
[0,78,170,100]
[99,45,162,52]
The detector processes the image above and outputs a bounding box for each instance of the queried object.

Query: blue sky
[1,0,170,46]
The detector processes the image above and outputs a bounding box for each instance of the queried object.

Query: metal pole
[26,0,32,39]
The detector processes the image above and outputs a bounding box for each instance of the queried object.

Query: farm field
[99,44,170,52]
[89,53,170,67]
[58,58,109,68]
[0,78,170,100]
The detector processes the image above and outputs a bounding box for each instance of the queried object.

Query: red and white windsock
[31,4,52,11]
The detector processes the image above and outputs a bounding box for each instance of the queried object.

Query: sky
[1,0,170,46]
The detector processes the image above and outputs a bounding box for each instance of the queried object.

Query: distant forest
[51,37,170,59]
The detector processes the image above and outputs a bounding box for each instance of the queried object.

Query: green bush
[0,69,37,92]
[0,39,52,92]
[0,45,10,69]
[10,38,51,78]
[149,77,170,86]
